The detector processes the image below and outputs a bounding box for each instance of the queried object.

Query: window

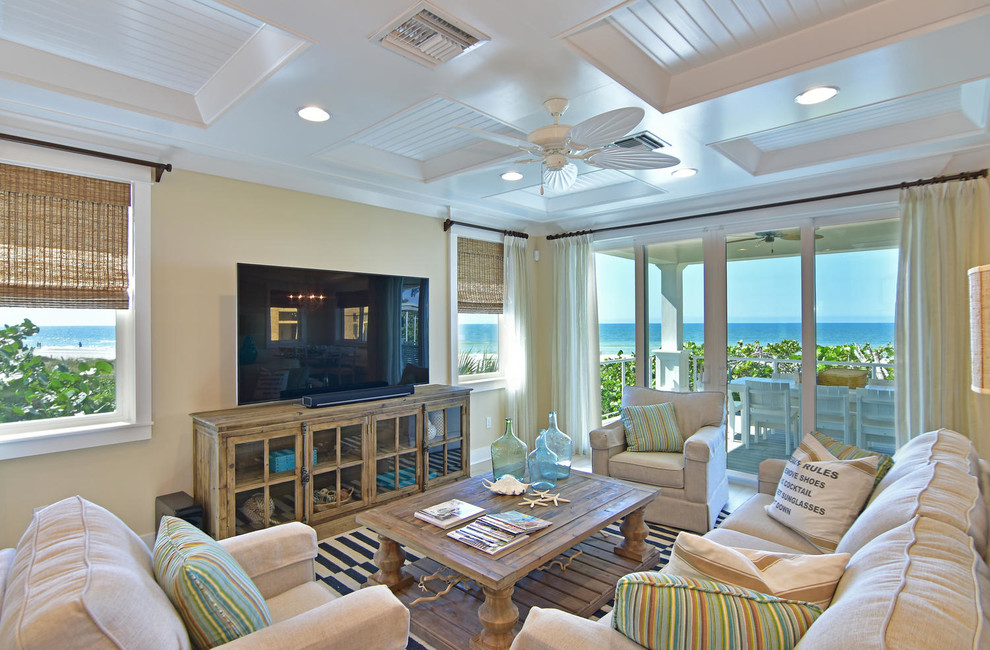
[0,153,151,459]
[451,233,503,382]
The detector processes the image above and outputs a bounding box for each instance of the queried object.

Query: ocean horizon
[460,322,895,356]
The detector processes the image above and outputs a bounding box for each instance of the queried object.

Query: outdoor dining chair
[744,380,801,456]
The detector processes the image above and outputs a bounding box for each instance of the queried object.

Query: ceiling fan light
[543,163,577,192]
[298,106,331,122]
[795,86,838,105]
[501,171,523,181]
[671,168,697,178]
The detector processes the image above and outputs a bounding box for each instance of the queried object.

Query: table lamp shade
[971,264,990,394]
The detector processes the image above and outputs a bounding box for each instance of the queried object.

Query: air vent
[373,2,489,68]
[614,131,670,150]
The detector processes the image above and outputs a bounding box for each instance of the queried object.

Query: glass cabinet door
[372,408,421,500]
[307,418,366,522]
[229,428,302,536]
[424,402,467,487]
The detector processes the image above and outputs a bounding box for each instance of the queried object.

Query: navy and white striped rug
[314,509,729,649]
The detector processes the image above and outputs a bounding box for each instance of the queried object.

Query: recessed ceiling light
[795,86,838,105]
[501,171,523,181]
[671,168,697,178]
[297,106,331,122]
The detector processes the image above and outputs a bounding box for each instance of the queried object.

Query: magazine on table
[477,510,553,534]
[414,498,485,529]
[447,519,532,555]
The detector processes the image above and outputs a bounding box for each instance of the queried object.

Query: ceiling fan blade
[455,125,542,153]
[585,148,680,170]
[543,163,578,192]
[779,229,824,240]
[566,107,644,149]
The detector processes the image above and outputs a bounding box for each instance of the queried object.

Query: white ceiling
[1,0,989,235]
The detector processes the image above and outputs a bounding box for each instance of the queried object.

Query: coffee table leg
[471,585,518,650]
[614,506,649,562]
[368,535,413,591]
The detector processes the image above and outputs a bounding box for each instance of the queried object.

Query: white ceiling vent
[615,131,670,150]
[372,2,489,68]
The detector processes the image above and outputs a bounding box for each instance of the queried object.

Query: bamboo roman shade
[457,237,503,314]
[0,163,131,309]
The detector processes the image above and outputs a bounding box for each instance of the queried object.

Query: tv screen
[236,263,429,405]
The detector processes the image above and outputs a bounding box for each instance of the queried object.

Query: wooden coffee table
[356,471,660,650]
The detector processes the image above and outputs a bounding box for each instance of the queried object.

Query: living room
[2,2,990,648]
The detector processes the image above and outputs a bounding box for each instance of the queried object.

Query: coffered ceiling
[0,0,988,234]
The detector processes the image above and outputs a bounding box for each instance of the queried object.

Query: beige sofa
[512,428,990,649]
[591,386,728,533]
[0,496,409,649]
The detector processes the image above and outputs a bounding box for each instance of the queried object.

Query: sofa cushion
[797,516,990,649]
[0,496,190,650]
[154,517,272,649]
[766,433,879,552]
[718,494,823,555]
[662,532,849,608]
[264,582,335,624]
[808,431,892,490]
[621,387,724,440]
[876,428,978,493]
[607,450,685,488]
[620,402,683,452]
[611,572,821,650]
[836,459,984,556]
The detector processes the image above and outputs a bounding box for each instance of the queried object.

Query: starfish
[525,490,571,506]
[518,496,549,508]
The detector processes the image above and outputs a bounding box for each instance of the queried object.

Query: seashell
[482,476,532,495]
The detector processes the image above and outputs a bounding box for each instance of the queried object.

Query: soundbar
[301,384,415,408]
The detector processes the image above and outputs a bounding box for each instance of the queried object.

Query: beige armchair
[590,386,727,533]
[0,496,410,649]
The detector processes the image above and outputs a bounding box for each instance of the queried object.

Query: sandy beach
[34,346,115,361]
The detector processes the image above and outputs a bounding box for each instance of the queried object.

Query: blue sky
[596,248,898,324]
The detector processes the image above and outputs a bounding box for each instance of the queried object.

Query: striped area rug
[315,509,729,649]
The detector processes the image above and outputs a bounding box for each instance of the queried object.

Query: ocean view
[22,325,116,359]
[460,322,895,356]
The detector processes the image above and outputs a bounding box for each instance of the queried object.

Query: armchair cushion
[218,522,316,599]
[611,573,822,650]
[154,517,272,649]
[620,402,683,452]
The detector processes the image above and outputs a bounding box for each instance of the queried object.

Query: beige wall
[0,170,510,547]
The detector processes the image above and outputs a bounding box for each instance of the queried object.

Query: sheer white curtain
[503,236,538,445]
[895,177,990,453]
[551,235,601,455]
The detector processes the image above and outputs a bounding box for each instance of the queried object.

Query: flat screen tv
[236,263,429,405]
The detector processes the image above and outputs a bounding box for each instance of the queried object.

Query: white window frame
[0,143,153,460]
[448,227,506,391]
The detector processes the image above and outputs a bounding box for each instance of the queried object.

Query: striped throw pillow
[612,572,822,650]
[154,516,272,649]
[810,430,893,491]
[664,532,849,609]
[620,402,683,452]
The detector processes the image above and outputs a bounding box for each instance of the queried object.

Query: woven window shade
[0,163,131,309]
[457,237,503,314]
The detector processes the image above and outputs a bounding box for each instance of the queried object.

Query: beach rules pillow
[766,432,880,552]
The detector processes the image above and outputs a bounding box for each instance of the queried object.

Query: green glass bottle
[543,411,572,479]
[527,431,558,491]
[491,418,528,481]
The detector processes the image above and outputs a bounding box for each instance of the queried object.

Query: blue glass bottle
[543,411,572,479]
[527,431,559,491]
[491,418,528,481]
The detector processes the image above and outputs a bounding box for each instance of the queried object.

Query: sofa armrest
[590,420,627,477]
[219,585,409,650]
[218,522,316,599]
[509,607,642,650]
[759,458,788,495]
[684,425,725,463]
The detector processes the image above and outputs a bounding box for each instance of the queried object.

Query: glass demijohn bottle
[490,418,528,481]
[543,411,572,479]
[528,431,559,491]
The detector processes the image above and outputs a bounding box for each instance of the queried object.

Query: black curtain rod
[0,132,173,182]
[546,168,989,241]
[443,218,529,239]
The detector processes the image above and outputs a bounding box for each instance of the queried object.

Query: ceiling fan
[457,98,680,193]
[731,230,823,253]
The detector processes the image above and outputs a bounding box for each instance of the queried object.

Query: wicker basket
[313,487,353,512]
[817,368,869,388]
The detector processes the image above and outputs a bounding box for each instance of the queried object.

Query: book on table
[414,498,485,529]
[447,510,552,555]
